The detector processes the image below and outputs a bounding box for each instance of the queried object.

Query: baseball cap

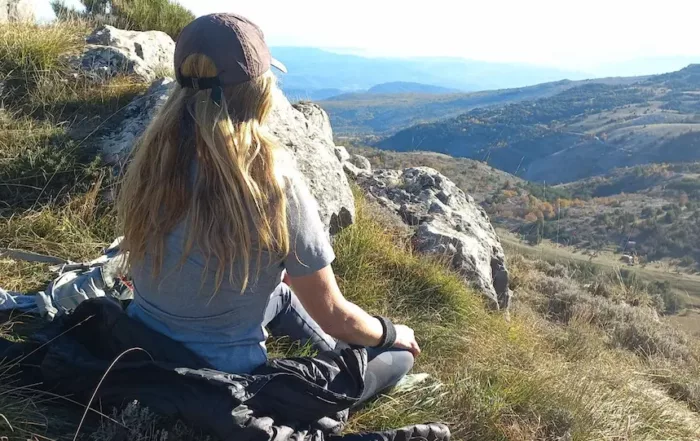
[174,13,287,89]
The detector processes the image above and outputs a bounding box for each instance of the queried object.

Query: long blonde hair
[117,54,289,293]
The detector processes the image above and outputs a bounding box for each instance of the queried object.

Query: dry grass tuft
[0,21,88,75]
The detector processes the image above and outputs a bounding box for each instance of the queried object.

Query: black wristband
[372,316,397,349]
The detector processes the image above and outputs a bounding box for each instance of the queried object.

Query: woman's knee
[391,349,415,377]
[369,348,414,380]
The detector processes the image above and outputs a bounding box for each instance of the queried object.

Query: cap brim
[271,57,288,74]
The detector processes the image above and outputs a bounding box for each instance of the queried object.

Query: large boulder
[0,0,34,23]
[270,90,354,233]
[357,167,511,310]
[78,25,175,81]
[101,80,354,234]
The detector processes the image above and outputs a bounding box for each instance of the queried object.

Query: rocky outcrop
[356,167,511,310]
[101,81,354,234]
[332,146,373,179]
[0,0,34,23]
[77,25,175,81]
[292,102,333,145]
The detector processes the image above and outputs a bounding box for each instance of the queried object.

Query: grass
[331,197,700,439]
[111,0,194,39]
[53,0,195,40]
[0,21,87,75]
[4,187,700,440]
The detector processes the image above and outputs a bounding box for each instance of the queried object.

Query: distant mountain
[377,65,700,183]
[366,82,460,94]
[592,56,700,78]
[320,76,648,136]
[270,46,588,98]
[283,82,458,102]
[283,88,344,101]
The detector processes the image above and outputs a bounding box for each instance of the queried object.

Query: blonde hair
[117,54,289,293]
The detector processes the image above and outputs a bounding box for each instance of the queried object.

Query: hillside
[350,147,700,271]
[377,65,700,182]
[320,76,648,136]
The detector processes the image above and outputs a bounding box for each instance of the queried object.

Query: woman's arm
[287,266,421,355]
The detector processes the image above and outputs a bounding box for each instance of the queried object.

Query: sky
[35,0,700,76]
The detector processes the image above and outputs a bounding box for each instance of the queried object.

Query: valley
[325,63,700,273]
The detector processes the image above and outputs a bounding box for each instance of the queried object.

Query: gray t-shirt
[126,174,335,373]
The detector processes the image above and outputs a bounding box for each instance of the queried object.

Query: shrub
[680,255,695,267]
[533,273,694,361]
[52,0,195,39]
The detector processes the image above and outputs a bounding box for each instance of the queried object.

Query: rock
[270,89,354,233]
[337,152,372,179]
[0,0,34,23]
[292,102,333,145]
[334,146,350,163]
[343,161,366,179]
[101,78,174,164]
[101,80,354,234]
[357,167,511,309]
[348,154,372,173]
[78,25,175,81]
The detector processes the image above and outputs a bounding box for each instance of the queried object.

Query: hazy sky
[35,0,700,74]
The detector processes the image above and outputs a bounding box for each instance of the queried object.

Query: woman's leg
[264,284,413,406]
[354,347,414,407]
[263,283,336,352]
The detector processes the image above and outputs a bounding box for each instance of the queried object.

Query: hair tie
[179,75,223,106]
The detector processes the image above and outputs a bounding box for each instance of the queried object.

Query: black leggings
[264,284,414,406]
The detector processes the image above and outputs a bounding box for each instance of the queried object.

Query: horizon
[35,0,700,78]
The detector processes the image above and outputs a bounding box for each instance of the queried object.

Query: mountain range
[319,76,648,136]
[369,65,700,183]
[271,46,588,100]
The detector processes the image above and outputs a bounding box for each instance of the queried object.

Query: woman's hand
[393,324,421,357]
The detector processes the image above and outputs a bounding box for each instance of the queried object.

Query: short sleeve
[283,176,336,277]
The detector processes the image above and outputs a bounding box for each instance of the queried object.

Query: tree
[524,212,538,222]
[664,211,677,224]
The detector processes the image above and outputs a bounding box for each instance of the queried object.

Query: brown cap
[174,13,287,87]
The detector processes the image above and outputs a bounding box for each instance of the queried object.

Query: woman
[117,13,419,407]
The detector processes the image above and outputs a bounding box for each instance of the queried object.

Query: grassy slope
[2,20,700,441]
